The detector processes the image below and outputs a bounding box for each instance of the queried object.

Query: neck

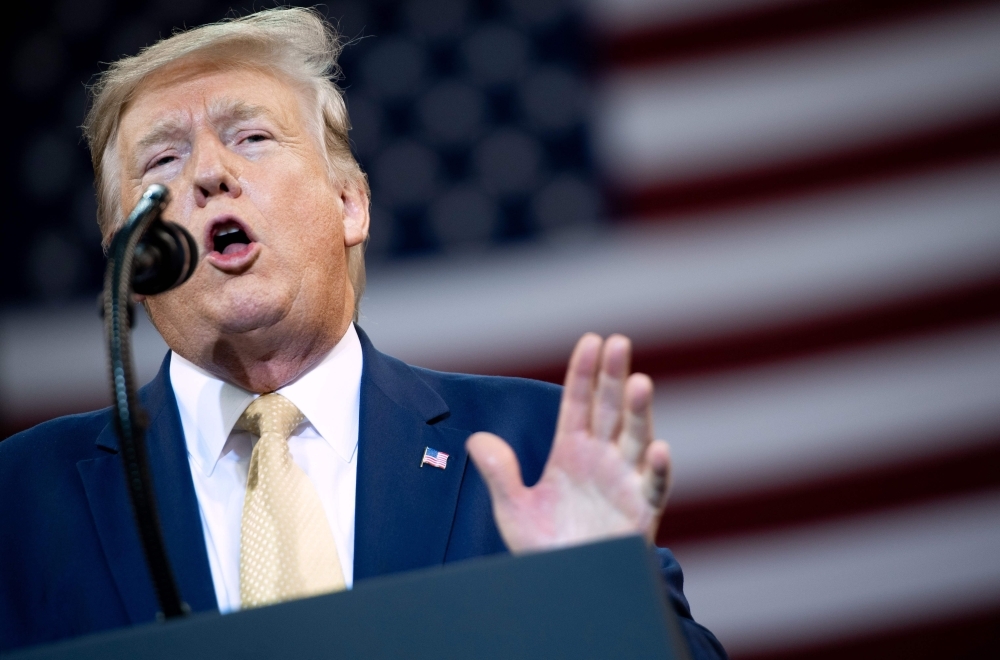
[206,321,350,393]
[151,279,358,393]
[170,306,354,394]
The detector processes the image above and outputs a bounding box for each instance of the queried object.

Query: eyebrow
[134,100,277,152]
[135,117,189,151]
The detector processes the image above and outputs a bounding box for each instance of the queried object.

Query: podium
[6,537,690,659]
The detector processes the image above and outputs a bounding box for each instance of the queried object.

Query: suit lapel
[353,327,471,580]
[77,353,217,622]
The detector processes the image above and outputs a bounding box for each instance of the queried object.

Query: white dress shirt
[170,323,362,613]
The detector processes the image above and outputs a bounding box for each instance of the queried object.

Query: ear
[340,181,370,248]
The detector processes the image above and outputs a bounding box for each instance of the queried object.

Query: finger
[467,432,526,507]
[590,334,631,442]
[555,333,603,438]
[641,439,672,512]
[618,373,654,466]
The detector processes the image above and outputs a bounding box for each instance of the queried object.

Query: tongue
[222,242,249,255]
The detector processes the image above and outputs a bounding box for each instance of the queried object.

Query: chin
[209,291,291,336]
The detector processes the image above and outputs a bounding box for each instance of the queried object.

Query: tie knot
[237,393,304,439]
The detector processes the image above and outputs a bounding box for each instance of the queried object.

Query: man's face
[116,61,367,382]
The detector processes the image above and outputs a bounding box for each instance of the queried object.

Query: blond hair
[83,7,368,317]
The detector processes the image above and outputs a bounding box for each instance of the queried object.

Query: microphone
[101,183,196,620]
[130,185,199,295]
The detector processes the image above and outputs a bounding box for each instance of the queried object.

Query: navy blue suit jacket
[0,327,726,658]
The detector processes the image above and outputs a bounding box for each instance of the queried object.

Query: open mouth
[208,218,255,256]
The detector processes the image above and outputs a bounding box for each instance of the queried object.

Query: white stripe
[0,305,168,422]
[657,322,1000,502]
[672,491,1000,655]
[4,162,1000,419]
[360,161,1000,373]
[596,4,1000,187]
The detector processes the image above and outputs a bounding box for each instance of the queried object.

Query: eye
[242,133,269,144]
[151,155,176,168]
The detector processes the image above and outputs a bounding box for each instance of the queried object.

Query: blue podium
[5,536,689,659]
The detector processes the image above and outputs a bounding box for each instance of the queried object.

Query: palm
[467,334,671,553]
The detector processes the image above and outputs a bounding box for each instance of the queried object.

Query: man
[0,8,725,657]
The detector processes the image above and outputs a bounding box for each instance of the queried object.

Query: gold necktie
[237,393,345,608]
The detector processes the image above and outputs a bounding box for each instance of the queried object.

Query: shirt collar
[170,323,363,477]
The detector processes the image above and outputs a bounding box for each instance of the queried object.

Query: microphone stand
[102,184,194,620]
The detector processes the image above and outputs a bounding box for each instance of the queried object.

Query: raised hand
[466,333,671,553]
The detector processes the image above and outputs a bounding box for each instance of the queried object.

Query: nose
[191,135,242,207]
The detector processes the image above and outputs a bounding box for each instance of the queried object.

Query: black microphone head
[132,220,199,295]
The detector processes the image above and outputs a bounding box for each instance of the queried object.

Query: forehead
[117,61,303,147]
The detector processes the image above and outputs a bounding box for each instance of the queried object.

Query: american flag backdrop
[2,0,1000,657]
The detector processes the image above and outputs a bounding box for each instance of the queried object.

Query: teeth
[216,227,239,236]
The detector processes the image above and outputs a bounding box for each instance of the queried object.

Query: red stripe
[598,0,997,70]
[734,602,1000,660]
[423,455,448,468]
[610,111,1000,222]
[658,437,1000,545]
[508,275,1000,385]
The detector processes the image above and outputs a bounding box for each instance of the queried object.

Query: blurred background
[2,0,1000,656]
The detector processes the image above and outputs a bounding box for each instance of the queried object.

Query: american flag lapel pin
[420,446,449,470]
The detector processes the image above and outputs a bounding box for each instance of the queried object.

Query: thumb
[467,432,525,506]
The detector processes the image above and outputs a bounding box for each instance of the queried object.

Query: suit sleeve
[655,547,729,660]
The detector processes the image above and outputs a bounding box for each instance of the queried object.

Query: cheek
[248,155,341,231]
[251,188,345,282]
[276,194,342,257]
[280,185,344,244]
